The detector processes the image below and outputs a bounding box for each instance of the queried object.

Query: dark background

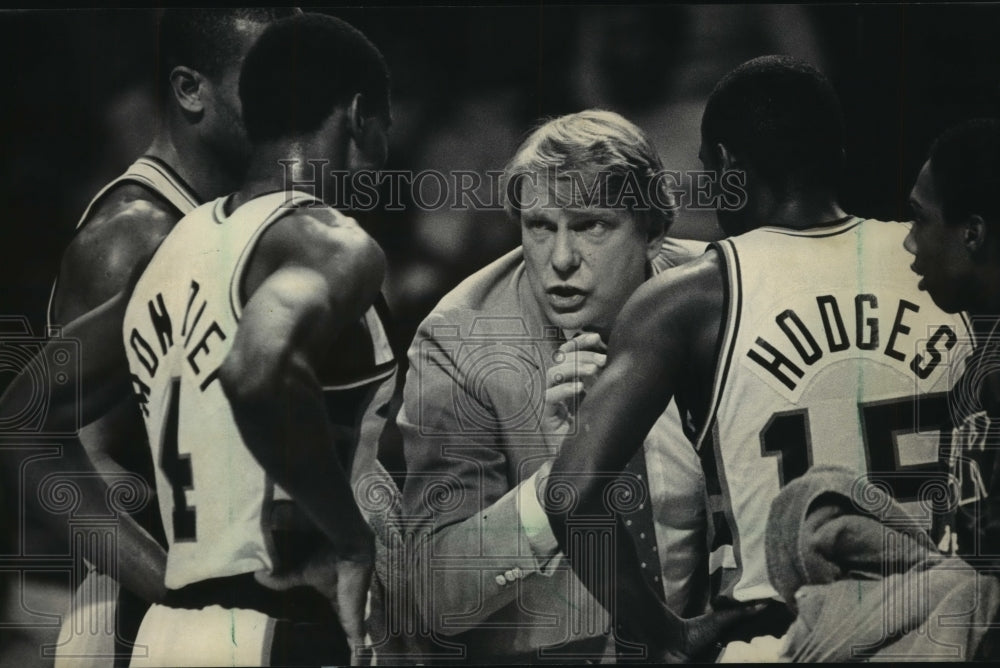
[1,5,1000,665]
[2,5,999,355]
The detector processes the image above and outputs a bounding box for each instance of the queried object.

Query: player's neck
[144,125,243,203]
[968,267,1000,335]
[758,192,847,231]
[234,138,348,208]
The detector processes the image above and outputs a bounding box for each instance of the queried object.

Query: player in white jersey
[706,216,969,604]
[537,56,971,661]
[42,11,296,668]
[121,13,394,666]
[755,119,1000,663]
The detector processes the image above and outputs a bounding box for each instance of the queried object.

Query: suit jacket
[396,239,708,663]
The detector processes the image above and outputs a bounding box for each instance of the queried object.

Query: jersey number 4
[761,392,951,501]
[162,379,196,541]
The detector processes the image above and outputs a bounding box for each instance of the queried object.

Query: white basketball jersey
[47,156,200,328]
[697,217,972,603]
[122,191,395,589]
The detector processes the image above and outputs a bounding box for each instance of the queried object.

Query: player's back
[122,191,394,589]
[700,217,972,604]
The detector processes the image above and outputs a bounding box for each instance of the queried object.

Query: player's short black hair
[928,118,1000,227]
[239,13,390,144]
[701,55,845,193]
[157,9,296,85]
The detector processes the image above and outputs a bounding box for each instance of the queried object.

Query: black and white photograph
[2,4,1000,665]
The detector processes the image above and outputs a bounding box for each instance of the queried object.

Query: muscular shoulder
[245,205,386,299]
[606,249,726,410]
[52,183,182,324]
[622,248,725,339]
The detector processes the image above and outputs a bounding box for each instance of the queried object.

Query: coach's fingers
[558,331,607,354]
[544,381,585,410]
[546,354,606,387]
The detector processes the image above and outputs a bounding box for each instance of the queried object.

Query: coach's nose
[551,227,580,274]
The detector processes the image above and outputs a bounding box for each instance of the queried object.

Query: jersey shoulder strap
[693,238,743,452]
[48,157,202,329]
[221,191,397,390]
[74,155,200,231]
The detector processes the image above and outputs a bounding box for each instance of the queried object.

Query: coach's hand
[543,332,607,443]
[255,546,374,665]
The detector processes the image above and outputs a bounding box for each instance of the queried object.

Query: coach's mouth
[910,263,926,290]
[546,285,588,310]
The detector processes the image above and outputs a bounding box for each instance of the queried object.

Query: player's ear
[169,66,206,116]
[346,93,369,143]
[964,214,988,254]
[716,143,740,172]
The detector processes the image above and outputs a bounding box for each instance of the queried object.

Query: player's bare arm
[222,208,384,554]
[548,252,724,506]
[543,251,729,659]
[51,186,180,324]
[0,292,167,603]
[50,186,181,499]
[219,209,384,651]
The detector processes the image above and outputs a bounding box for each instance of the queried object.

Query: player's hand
[651,602,770,662]
[543,332,607,441]
[255,546,374,664]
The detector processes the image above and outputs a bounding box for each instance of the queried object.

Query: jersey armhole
[48,175,192,330]
[693,241,742,452]
[228,193,322,322]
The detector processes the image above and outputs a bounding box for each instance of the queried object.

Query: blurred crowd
[1,6,997,356]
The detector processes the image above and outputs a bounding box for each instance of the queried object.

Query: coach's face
[520,173,663,333]
[905,160,972,314]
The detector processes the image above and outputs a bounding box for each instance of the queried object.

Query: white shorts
[53,570,119,668]
[129,604,273,667]
[127,574,349,667]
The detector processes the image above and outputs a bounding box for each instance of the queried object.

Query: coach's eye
[579,220,610,237]
[523,219,555,238]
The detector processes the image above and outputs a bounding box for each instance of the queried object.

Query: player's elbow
[218,342,285,414]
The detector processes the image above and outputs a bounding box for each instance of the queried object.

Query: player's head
[905,119,1000,315]
[240,13,391,173]
[158,9,298,175]
[700,55,846,236]
[502,109,673,333]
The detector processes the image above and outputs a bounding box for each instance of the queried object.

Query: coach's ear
[644,212,670,261]
[169,66,206,116]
